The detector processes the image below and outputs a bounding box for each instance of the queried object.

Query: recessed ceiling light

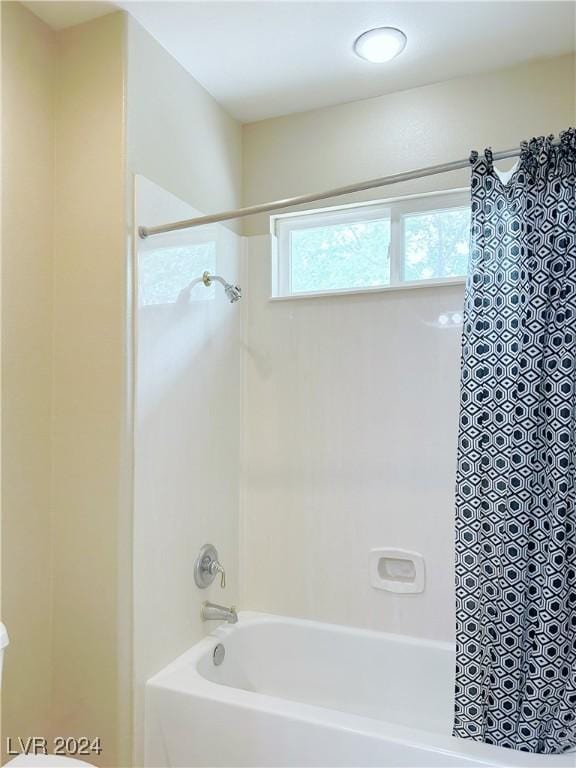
[353,27,407,63]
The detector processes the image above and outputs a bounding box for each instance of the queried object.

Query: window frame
[271,188,470,299]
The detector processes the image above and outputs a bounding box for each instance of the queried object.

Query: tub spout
[201,601,238,624]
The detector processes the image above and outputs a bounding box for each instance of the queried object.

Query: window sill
[270,276,466,302]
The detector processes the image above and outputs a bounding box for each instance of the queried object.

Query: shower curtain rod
[138,145,525,239]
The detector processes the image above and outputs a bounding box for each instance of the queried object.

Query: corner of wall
[51,10,130,766]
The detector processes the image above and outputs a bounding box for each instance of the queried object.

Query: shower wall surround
[133,177,242,764]
[240,236,463,639]
[127,19,244,764]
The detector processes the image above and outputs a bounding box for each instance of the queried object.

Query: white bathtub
[145,612,575,767]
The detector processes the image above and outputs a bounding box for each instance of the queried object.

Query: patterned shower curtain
[454,129,576,754]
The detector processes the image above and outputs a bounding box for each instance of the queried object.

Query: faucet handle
[210,559,226,589]
[194,544,227,589]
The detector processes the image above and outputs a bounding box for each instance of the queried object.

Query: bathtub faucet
[201,601,238,624]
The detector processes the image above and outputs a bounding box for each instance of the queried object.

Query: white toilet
[0,625,93,768]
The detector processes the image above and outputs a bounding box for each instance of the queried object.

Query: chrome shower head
[202,271,242,303]
[224,283,242,303]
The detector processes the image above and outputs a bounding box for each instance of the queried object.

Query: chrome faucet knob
[210,559,226,588]
[194,544,227,589]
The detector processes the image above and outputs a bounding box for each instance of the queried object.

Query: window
[272,189,470,298]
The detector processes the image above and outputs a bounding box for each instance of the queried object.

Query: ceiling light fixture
[353,27,407,63]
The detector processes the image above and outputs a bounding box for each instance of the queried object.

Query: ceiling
[26,1,576,124]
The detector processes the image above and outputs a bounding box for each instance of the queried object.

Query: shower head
[202,271,242,303]
[224,283,242,303]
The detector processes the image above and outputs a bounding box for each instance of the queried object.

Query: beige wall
[240,54,576,640]
[1,0,55,749]
[0,0,3,749]
[1,7,130,766]
[242,53,576,234]
[51,12,130,767]
[127,18,242,229]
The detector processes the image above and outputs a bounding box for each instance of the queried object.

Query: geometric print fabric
[454,130,576,753]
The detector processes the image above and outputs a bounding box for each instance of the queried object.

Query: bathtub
[145,612,575,767]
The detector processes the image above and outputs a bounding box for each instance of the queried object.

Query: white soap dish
[369,548,425,594]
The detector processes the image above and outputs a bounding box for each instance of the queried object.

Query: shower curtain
[454,129,576,754]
